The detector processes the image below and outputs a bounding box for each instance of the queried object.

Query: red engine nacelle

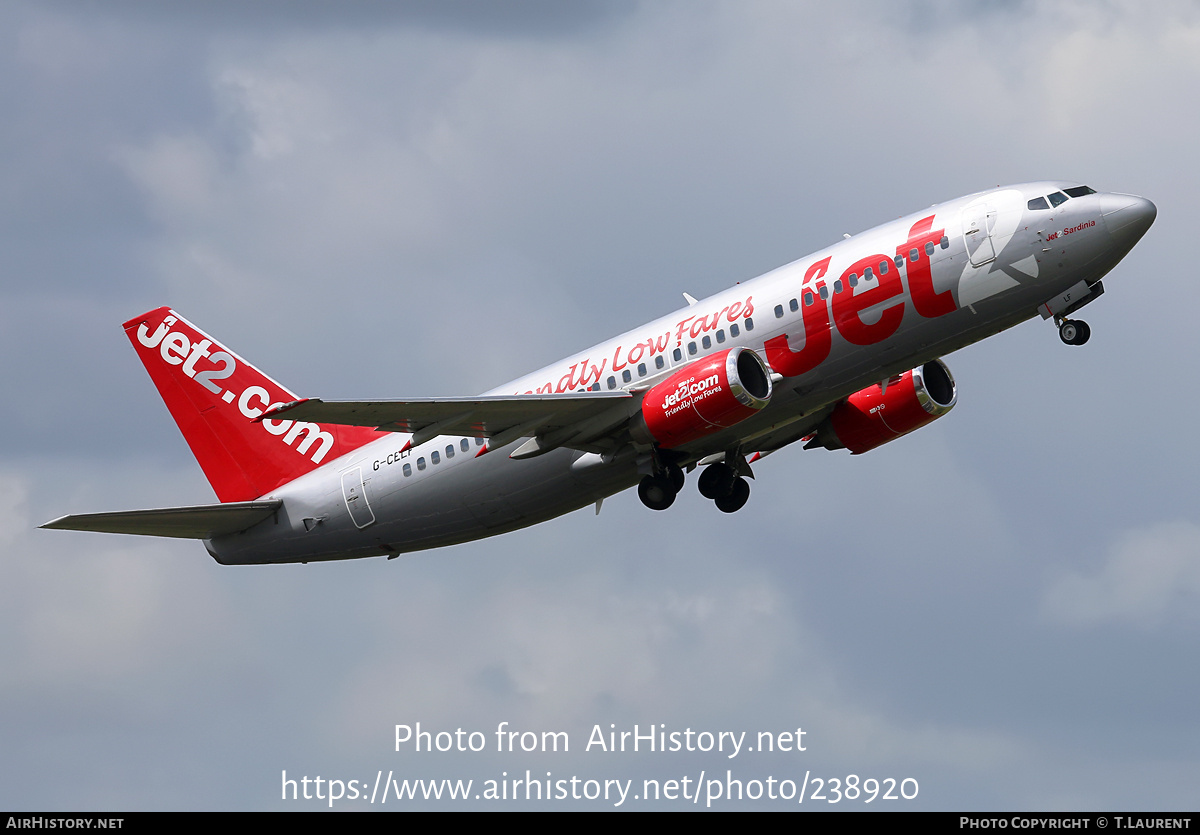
[631,347,773,448]
[808,359,957,454]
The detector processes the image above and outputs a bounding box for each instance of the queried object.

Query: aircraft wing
[264,391,638,455]
[40,500,283,540]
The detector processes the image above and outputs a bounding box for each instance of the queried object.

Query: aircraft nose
[1101,193,1157,251]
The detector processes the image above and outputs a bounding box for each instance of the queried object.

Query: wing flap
[40,500,283,540]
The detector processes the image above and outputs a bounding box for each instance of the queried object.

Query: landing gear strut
[1058,318,1091,346]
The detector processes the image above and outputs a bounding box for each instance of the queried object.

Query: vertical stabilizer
[123,307,380,502]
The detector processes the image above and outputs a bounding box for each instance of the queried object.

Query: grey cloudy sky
[2,0,1196,810]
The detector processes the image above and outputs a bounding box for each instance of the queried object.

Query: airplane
[42,182,1156,565]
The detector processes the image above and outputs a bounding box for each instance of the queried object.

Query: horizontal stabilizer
[40,500,283,540]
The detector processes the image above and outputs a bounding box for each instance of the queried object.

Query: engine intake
[632,347,772,448]
[808,359,957,454]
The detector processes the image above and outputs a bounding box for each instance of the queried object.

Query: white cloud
[0,471,30,548]
[1043,521,1200,627]
[0,470,237,692]
[115,134,221,222]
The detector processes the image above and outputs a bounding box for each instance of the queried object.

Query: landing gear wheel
[698,463,736,499]
[638,474,676,511]
[1059,319,1090,346]
[715,477,750,513]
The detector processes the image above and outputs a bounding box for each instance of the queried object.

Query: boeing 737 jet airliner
[43,182,1156,564]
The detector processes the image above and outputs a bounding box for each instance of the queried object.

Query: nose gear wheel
[1058,319,1091,346]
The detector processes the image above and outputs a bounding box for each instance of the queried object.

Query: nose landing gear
[1042,279,1102,346]
[1058,318,1091,346]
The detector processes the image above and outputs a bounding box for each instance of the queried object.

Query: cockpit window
[1048,191,1068,207]
[1027,196,1049,210]
[1064,185,1096,198]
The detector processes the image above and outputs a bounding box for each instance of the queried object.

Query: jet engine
[631,347,773,448]
[806,359,957,454]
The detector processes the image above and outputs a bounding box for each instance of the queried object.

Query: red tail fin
[124,307,380,502]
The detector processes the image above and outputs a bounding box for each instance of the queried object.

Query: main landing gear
[1058,318,1091,346]
[697,462,750,514]
[636,458,751,513]
[637,463,685,511]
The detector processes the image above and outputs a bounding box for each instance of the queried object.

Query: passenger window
[476,437,485,447]
[818,286,828,300]
[445,444,454,459]
[1027,197,1049,210]
[789,298,798,312]
[637,362,647,376]
[688,341,698,355]
[607,376,616,390]
[744,317,754,331]
[417,457,426,471]
[716,330,725,344]
[909,248,920,261]
[1048,191,1068,207]
[590,382,599,391]
[673,348,683,361]
[925,242,935,256]
[730,324,740,337]
[403,463,412,477]
[622,369,632,383]
[701,336,711,350]
[460,439,469,452]
[940,235,949,249]
[833,279,843,294]
[895,255,904,268]
[879,260,888,274]
[655,355,665,369]
[774,304,784,318]
[431,451,440,465]
[803,290,814,306]
[864,266,873,280]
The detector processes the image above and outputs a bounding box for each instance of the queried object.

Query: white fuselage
[207,182,1154,564]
